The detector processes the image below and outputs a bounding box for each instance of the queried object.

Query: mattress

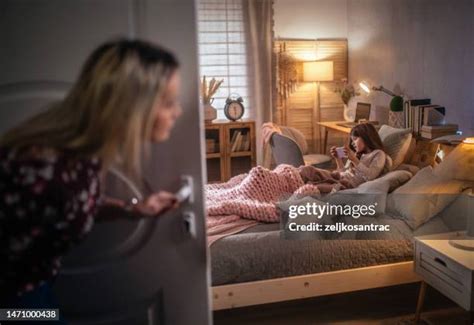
[210,215,451,286]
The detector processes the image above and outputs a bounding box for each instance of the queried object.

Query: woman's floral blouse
[0,147,102,301]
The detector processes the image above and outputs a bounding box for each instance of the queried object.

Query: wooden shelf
[229,151,252,157]
[206,153,221,159]
[204,120,256,183]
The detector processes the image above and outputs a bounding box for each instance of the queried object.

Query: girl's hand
[329,146,338,159]
[134,191,178,217]
[261,122,282,144]
[343,145,357,162]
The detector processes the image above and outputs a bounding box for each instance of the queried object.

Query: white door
[0,1,211,324]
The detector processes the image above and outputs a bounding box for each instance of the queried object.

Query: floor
[214,283,470,325]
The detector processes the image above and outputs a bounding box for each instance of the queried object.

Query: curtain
[242,0,274,166]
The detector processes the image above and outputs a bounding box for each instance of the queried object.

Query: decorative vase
[389,110,404,128]
[204,103,217,123]
[343,97,358,121]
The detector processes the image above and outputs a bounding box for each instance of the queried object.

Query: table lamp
[359,81,404,112]
[303,61,334,152]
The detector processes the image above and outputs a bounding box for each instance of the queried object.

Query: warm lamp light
[359,81,371,94]
[303,61,334,82]
[463,137,474,144]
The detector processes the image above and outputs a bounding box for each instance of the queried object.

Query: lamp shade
[303,61,334,82]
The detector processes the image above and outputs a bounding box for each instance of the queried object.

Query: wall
[274,0,348,39]
[274,0,474,134]
[348,0,474,134]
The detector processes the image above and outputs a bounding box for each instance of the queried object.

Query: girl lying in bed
[296,123,393,193]
[206,123,393,234]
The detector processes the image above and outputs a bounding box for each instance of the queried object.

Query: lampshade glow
[463,137,474,144]
[359,81,371,94]
[303,61,334,82]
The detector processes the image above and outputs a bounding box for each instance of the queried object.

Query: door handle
[175,175,194,204]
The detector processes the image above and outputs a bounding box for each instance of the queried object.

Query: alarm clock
[224,94,245,121]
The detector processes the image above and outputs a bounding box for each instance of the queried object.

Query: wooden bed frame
[212,261,420,310]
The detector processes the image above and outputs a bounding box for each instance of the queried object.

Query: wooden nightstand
[414,232,474,323]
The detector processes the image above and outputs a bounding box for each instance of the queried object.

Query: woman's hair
[349,123,385,158]
[0,39,179,178]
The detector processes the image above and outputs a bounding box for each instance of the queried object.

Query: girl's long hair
[0,39,179,179]
[349,123,386,159]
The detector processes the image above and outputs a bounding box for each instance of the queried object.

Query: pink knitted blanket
[205,164,321,245]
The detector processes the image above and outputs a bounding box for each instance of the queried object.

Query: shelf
[229,151,252,157]
[205,120,255,182]
[206,153,221,159]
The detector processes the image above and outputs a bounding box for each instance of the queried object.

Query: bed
[210,211,461,310]
[209,127,471,310]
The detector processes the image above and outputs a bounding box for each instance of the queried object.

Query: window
[197,0,250,119]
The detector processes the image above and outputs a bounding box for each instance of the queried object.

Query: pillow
[395,163,420,175]
[327,170,412,215]
[378,125,412,169]
[358,169,413,193]
[386,166,465,229]
[403,137,416,163]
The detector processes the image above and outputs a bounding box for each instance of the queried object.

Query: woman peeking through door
[0,39,182,308]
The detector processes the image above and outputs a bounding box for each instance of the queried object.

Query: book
[232,132,243,152]
[231,131,241,152]
[239,133,246,151]
[230,130,239,147]
[241,133,249,151]
[420,130,457,139]
[404,98,431,130]
[421,124,458,132]
[243,133,250,151]
[422,106,445,126]
[429,134,464,144]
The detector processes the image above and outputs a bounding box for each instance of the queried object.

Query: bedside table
[414,232,474,323]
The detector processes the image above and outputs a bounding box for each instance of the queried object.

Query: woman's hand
[329,146,338,159]
[134,191,178,217]
[261,122,282,144]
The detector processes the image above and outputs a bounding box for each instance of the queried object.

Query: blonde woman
[0,39,182,309]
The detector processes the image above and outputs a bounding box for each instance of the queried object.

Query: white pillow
[358,170,412,193]
[378,125,412,169]
[325,170,412,215]
[395,163,420,175]
[386,166,465,229]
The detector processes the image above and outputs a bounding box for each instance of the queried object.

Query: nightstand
[414,232,474,323]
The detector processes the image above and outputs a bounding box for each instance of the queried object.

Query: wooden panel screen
[274,38,348,153]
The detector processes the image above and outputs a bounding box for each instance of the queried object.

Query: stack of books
[420,124,459,140]
[230,131,251,152]
[404,98,458,138]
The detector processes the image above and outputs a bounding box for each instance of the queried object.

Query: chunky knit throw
[205,164,321,245]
